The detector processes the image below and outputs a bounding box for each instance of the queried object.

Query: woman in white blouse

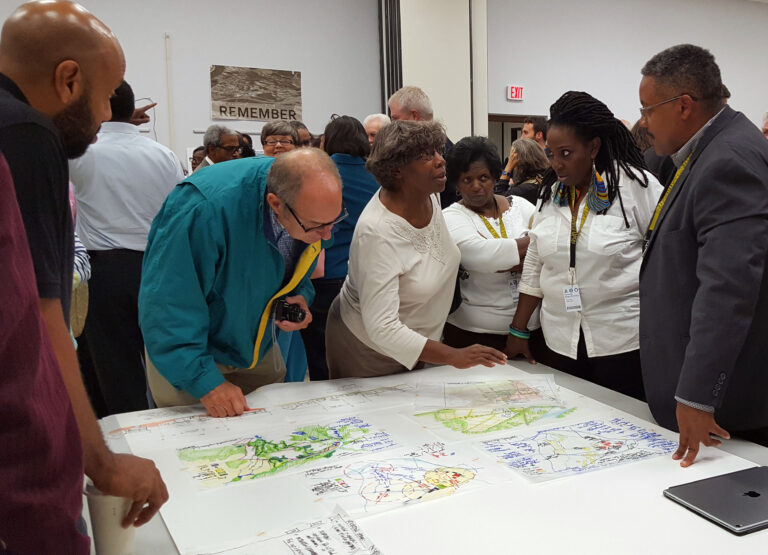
[326,121,507,378]
[442,136,538,352]
[506,91,663,400]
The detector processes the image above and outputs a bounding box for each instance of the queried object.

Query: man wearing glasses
[139,149,344,417]
[638,44,768,466]
[195,124,241,172]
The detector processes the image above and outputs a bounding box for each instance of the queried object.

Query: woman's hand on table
[451,345,507,368]
[504,335,536,364]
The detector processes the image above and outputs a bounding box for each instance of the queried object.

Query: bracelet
[501,170,511,177]
[508,326,530,339]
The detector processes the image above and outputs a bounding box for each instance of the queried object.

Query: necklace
[477,197,507,239]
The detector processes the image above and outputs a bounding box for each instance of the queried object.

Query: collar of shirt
[0,72,28,104]
[670,107,726,167]
[99,121,139,135]
[204,156,214,166]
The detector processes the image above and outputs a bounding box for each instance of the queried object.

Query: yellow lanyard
[647,150,694,233]
[479,214,507,239]
[569,186,590,270]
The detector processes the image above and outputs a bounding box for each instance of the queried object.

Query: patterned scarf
[553,171,610,213]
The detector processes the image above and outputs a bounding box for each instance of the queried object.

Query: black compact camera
[273,299,306,323]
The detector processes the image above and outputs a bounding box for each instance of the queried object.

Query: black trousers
[535,329,646,402]
[82,249,149,414]
[301,278,344,381]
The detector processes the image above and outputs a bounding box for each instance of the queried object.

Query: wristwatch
[501,170,511,178]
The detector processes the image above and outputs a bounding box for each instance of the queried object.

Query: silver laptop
[663,466,768,535]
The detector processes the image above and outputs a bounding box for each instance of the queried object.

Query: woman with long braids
[505,91,663,399]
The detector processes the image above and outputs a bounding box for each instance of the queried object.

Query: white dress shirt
[69,122,185,251]
[339,192,461,369]
[519,167,662,358]
[443,197,539,334]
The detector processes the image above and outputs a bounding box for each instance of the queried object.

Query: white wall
[487,0,768,127]
[400,0,472,140]
[0,0,382,161]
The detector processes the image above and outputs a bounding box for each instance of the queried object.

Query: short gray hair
[203,124,237,148]
[389,86,433,119]
[511,138,550,183]
[366,120,446,190]
[641,44,726,113]
[261,121,300,145]
[266,148,341,205]
[363,113,391,126]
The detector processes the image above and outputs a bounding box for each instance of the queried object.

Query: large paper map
[416,378,561,410]
[177,416,397,487]
[478,416,678,482]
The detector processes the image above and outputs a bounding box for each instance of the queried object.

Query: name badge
[563,285,582,312]
[509,274,520,303]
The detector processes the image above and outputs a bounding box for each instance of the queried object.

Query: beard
[52,90,99,159]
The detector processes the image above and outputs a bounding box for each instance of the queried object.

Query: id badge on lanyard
[564,193,588,313]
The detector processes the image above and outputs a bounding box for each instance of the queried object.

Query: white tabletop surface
[97,361,768,554]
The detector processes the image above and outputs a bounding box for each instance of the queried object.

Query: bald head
[0,2,125,157]
[266,148,343,243]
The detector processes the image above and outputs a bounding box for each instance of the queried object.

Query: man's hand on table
[90,452,169,527]
[673,402,730,467]
[201,381,249,417]
[275,295,312,332]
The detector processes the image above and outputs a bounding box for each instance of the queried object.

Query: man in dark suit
[638,44,768,467]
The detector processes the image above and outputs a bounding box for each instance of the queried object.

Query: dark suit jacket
[639,106,768,432]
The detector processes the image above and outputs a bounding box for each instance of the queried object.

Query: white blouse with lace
[338,191,460,369]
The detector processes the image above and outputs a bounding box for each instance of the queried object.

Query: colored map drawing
[417,406,577,435]
[479,416,678,481]
[177,416,397,487]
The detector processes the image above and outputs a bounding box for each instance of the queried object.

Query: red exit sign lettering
[506,85,524,101]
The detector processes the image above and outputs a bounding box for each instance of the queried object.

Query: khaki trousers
[146,345,286,407]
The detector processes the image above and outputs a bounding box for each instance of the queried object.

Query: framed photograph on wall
[210,65,302,122]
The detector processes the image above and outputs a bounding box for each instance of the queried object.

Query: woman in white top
[506,91,663,400]
[326,121,507,378]
[442,136,538,352]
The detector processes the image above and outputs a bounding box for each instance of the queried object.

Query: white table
[103,361,768,554]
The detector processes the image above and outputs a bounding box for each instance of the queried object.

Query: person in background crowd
[521,116,547,150]
[290,120,313,147]
[261,120,299,157]
[363,112,391,145]
[140,149,343,414]
[494,138,550,204]
[762,112,768,139]
[0,3,168,548]
[69,80,185,415]
[190,145,206,172]
[239,132,256,158]
[326,121,507,379]
[301,115,378,381]
[196,124,241,172]
[506,91,662,401]
[389,86,456,207]
[443,136,538,352]
[638,44,768,464]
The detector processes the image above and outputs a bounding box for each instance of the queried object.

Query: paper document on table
[272,384,415,415]
[300,441,504,518]
[415,377,562,410]
[476,414,678,482]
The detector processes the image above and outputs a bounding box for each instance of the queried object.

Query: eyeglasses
[416,148,445,162]
[264,139,295,147]
[285,202,349,233]
[216,145,242,153]
[639,94,697,119]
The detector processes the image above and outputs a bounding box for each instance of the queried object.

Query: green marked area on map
[416,406,576,435]
[177,416,396,487]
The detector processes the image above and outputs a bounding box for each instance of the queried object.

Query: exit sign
[506,85,524,101]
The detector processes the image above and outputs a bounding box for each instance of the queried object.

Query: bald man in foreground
[0,2,167,551]
[139,149,343,416]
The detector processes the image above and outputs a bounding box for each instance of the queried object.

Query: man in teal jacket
[139,149,343,417]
